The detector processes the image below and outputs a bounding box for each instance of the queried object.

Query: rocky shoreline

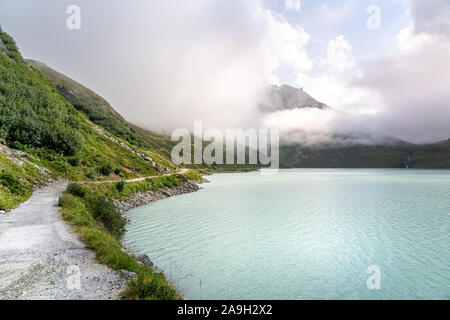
[114,181,200,213]
[114,181,201,283]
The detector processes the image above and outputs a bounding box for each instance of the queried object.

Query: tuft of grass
[67,183,87,198]
[0,152,43,210]
[88,172,197,201]
[98,163,114,176]
[116,180,126,193]
[87,195,126,238]
[182,169,205,182]
[122,271,178,300]
[0,172,24,195]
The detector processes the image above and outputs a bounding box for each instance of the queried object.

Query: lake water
[123,169,450,300]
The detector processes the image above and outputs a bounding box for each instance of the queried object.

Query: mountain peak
[259,84,327,113]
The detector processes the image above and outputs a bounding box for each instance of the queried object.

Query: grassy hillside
[59,171,203,300]
[0,29,201,299]
[28,60,179,163]
[29,59,259,173]
[0,29,173,209]
[0,144,48,210]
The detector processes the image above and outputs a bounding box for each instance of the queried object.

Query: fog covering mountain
[258,84,327,113]
[257,84,450,168]
[27,58,450,169]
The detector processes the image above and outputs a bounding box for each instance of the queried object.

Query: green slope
[27,59,178,163]
[0,29,169,209]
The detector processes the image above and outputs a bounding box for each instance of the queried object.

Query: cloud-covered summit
[0,0,448,144]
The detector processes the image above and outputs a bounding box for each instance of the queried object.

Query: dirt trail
[84,168,189,184]
[0,182,127,300]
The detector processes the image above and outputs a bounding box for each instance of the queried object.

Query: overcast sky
[0,0,449,144]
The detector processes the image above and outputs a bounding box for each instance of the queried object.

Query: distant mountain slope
[16,31,450,171]
[258,85,450,169]
[279,143,416,168]
[412,139,450,169]
[28,60,168,150]
[281,139,450,169]
[259,84,327,113]
[28,60,257,172]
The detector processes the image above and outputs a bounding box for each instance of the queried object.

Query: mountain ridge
[259,84,328,113]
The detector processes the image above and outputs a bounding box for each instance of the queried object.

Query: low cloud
[267,0,450,145]
[1,0,448,145]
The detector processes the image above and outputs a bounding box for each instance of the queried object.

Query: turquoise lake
[123,169,450,300]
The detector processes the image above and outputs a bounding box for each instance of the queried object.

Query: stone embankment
[114,182,200,213]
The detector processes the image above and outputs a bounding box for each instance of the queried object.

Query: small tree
[98,163,114,176]
[88,195,126,238]
[116,180,126,193]
[67,183,87,198]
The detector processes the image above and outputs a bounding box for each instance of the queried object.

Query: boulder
[136,254,154,267]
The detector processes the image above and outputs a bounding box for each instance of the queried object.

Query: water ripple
[124,169,450,300]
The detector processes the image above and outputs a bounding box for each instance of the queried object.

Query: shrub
[67,183,87,198]
[0,30,84,156]
[58,193,78,208]
[98,163,114,176]
[0,172,24,195]
[87,195,126,238]
[116,180,126,193]
[9,141,27,151]
[114,167,122,175]
[123,271,178,300]
[86,169,97,180]
[49,125,84,156]
[162,178,174,188]
[52,158,70,173]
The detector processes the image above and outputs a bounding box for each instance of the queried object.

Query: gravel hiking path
[83,168,189,184]
[0,182,127,300]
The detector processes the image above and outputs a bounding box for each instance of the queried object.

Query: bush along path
[0,181,129,300]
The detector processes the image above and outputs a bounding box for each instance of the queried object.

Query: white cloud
[2,0,447,144]
[292,35,375,115]
[0,0,315,132]
[266,0,450,145]
[406,0,450,36]
[284,0,301,12]
[321,35,355,72]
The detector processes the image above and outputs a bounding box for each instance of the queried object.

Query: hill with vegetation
[279,134,450,169]
[28,59,259,173]
[0,28,205,300]
[0,27,195,209]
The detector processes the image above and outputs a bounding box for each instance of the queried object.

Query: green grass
[28,59,263,173]
[58,171,202,299]
[0,29,162,184]
[59,185,180,300]
[86,170,203,200]
[279,143,417,168]
[0,30,84,157]
[0,149,46,210]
